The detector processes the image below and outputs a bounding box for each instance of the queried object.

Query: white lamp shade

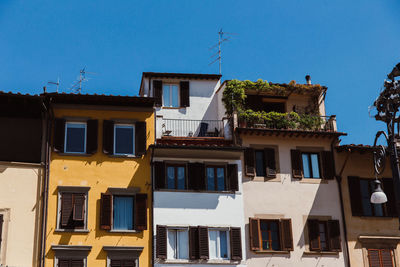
[371,191,388,204]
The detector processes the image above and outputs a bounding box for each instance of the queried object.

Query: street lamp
[370,179,387,204]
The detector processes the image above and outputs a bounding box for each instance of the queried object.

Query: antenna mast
[69,68,97,94]
[209,28,236,74]
[48,77,60,92]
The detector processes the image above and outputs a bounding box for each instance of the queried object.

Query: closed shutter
[153,80,163,106]
[249,218,260,251]
[308,219,320,251]
[244,148,255,177]
[291,149,303,179]
[228,164,239,191]
[189,226,199,260]
[54,118,66,152]
[188,163,205,190]
[135,194,147,231]
[61,192,73,227]
[110,260,122,267]
[198,226,209,259]
[100,193,112,230]
[123,260,136,267]
[0,214,3,250]
[71,259,84,267]
[58,259,70,267]
[381,249,394,267]
[86,119,98,154]
[368,249,381,267]
[322,151,335,180]
[264,148,277,178]
[154,162,165,190]
[327,220,341,251]
[135,121,147,156]
[383,178,398,217]
[280,219,294,251]
[180,81,190,107]
[230,227,242,260]
[348,176,363,216]
[72,194,85,221]
[103,120,114,155]
[156,225,167,259]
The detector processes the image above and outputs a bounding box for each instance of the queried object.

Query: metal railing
[161,118,225,137]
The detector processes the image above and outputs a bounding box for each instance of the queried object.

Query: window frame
[205,164,227,192]
[167,227,189,260]
[162,84,180,108]
[64,122,87,154]
[104,246,143,267]
[208,228,230,260]
[52,245,91,267]
[258,219,281,252]
[112,195,135,231]
[301,152,321,179]
[113,123,135,156]
[165,163,187,190]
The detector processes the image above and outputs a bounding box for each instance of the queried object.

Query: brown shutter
[198,226,209,259]
[348,176,363,216]
[103,120,114,155]
[110,260,122,267]
[322,151,335,180]
[280,219,294,251]
[188,163,206,190]
[123,260,135,267]
[61,192,73,227]
[244,148,255,177]
[368,249,381,267]
[264,148,277,178]
[308,219,320,251]
[327,220,341,251]
[154,162,166,190]
[291,149,303,179]
[135,194,147,231]
[230,227,242,260]
[86,119,98,154]
[156,225,167,259]
[228,164,239,191]
[71,260,84,267]
[72,193,85,221]
[249,218,260,251]
[381,249,394,267]
[100,193,112,230]
[189,226,199,260]
[0,214,3,248]
[54,118,66,152]
[135,121,146,156]
[180,81,190,107]
[383,178,398,217]
[58,259,70,267]
[153,80,162,106]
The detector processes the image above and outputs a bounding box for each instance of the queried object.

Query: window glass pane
[270,221,280,251]
[177,167,185,190]
[219,231,228,259]
[302,154,311,178]
[171,85,179,107]
[65,123,86,153]
[113,196,134,230]
[163,85,171,106]
[115,125,134,155]
[217,168,225,191]
[319,223,327,250]
[167,230,177,259]
[207,167,215,191]
[360,180,373,216]
[209,230,218,259]
[177,230,189,259]
[310,154,320,178]
[260,221,270,250]
[167,167,175,189]
[255,151,265,176]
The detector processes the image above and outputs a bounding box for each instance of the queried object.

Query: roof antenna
[69,68,97,94]
[209,28,237,74]
[48,77,60,93]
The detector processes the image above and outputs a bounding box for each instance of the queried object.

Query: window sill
[253,176,281,182]
[303,251,339,256]
[300,178,328,184]
[161,107,186,110]
[155,189,238,194]
[161,259,238,264]
[56,152,92,157]
[108,154,140,158]
[253,250,290,254]
[54,229,89,233]
[109,230,140,233]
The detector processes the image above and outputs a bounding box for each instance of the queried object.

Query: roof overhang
[236,128,347,139]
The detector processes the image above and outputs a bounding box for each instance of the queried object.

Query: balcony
[158,118,228,138]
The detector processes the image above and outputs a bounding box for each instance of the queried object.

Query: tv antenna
[48,77,60,93]
[209,28,237,74]
[69,68,97,94]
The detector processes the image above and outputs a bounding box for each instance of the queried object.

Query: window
[104,246,142,267]
[52,245,91,267]
[367,249,394,267]
[167,228,189,260]
[255,150,265,177]
[65,122,86,153]
[57,188,89,230]
[244,147,277,178]
[260,220,280,251]
[301,152,320,178]
[307,219,341,252]
[163,84,179,107]
[209,229,229,259]
[114,124,135,155]
[113,196,134,230]
[109,260,135,267]
[57,259,84,267]
[206,166,225,191]
[166,164,186,190]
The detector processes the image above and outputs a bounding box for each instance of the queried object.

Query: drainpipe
[150,146,155,267]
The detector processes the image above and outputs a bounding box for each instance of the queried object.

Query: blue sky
[1,0,399,144]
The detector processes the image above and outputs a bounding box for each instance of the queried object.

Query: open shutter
[230,227,242,261]
[58,259,70,267]
[244,148,255,177]
[71,260,84,267]
[228,164,239,191]
[154,162,165,190]
[100,193,112,230]
[264,148,277,178]
[103,120,114,155]
[72,194,85,221]
[135,194,147,231]
[291,149,303,179]
[308,219,320,251]
[54,118,66,152]
[348,176,363,216]
[280,219,294,251]
[189,226,199,260]
[327,220,342,251]
[368,249,381,267]
[198,226,209,260]
[180,81,190,107]
[249,218,260,251]
[153,80,162,106]
[135,121,146,156]
[322,151,335,180]
[0,214,3,248]
[61,192,73,227]
[156,225,167,259]
[383,178,398,217]
[86,119,98,154]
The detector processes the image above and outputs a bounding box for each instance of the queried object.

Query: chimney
[305,75,311,85]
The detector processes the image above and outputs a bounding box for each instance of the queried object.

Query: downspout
[150,145,155,267]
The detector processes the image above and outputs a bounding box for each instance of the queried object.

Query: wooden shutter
[368,249,381,267]
[244,148,255,177]
[291,149,303,179]
[86,119,98,154]
[308,219,320,251]
[249,218,260,251]
[228,164,239,191]
[381,249,394,267]
[322,151,335,180]
[58,259,70,267]
[154,161,165,190]
[0,214,3,248]
[348,176,363,216]
[61,192,73,227]
[135,194,147,231]
[230,227,242,261]
[189,226,199,260]
[54,118,66,152]
[123,260,135,267]
[264,148,277,178]
[156,225,167,259]
[188,163,205,190]
[180,81,190,107]
[71,260,84,267]
[103,120,114,155]
[110,260,122,267]
[280,219,294,251]
[383,178,398,217]
[327,220,341,251]
[153,80,162,106]
[198,226,209,259]
[100,193,112,230]
[72,193,85,221]
[135,121,146,156]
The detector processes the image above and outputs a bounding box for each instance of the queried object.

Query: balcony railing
[161,118,225,138]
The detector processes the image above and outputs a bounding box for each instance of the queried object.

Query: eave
[236,127,347,139]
